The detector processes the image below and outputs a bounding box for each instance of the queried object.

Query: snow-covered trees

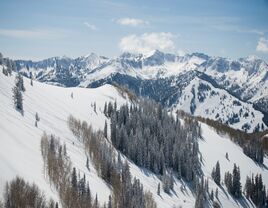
[244,174,267,207]
[12,74,26,113]
[162,171,174,193]
[211,161,221,186]
[67,115,157,208]
[12,74,26,114]
[243,139,264,164]
[12,85,23,113]
[107,99,202,184]
[224,164,242,198]
[15,74,25,92]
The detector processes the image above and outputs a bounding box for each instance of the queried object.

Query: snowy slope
[172,77,267,132]
[199,123,268,208]
[1,71,268,207]
[0,70,128,203]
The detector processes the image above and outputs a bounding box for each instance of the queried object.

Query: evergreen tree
[157,183,161,196]
[0,52,3,65]
[232,164,242,198]
[225,152,229,160]
[86,157,90,170]
[12,85,23,113]
[104,120,108,138]
[108,195,112,208]
[15,74,25,92]
[71,167,77,190]
[215,188,218,199]
[6,59,12,75]
[212,161,221,185]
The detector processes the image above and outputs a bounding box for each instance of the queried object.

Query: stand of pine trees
[243,139,264,164]
[104,100,202,186]
[1,53,16,76]
[244,174,267,207]
[224,164,242,198]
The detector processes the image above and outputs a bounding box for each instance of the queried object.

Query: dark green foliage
[244,174,267,207]
[107,99,202,183]
[12,85,23,113]
[224,164,242,198]
[211,161,221,185]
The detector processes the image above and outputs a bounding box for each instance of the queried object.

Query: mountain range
[15,50,268,132]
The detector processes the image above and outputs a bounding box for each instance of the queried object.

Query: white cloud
[256,37,268,53]
[84,22,98,31]
[0,28,66,39]
[116,18,149,26]
[119,32,175,54]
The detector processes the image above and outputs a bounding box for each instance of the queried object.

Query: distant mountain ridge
[14,50,268,132]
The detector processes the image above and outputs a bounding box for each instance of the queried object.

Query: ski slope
[0,71,268,207]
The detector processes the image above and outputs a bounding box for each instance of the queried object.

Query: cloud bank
[256,37,268,53]
[119,32,175,54]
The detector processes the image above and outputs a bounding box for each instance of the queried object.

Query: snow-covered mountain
[15,51,268,132]
[1,66,268,208]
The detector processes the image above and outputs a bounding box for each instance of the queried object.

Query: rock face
[14,50,268,132]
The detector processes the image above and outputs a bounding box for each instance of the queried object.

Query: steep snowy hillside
[1,71,268,207]
[0,70,128,203]
[173,77,267,132]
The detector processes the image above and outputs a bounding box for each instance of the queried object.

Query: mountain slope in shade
[1,70,268,207]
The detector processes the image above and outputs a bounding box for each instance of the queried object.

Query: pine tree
[94,102,96,113]
[94,194,99,208]
[157,183,161,195]
[232,164,242,198]
[225,152,229,160]
[35,112,40,122]
[210,190,214,201]
[15,74,25,92]
[30,73,33,86]
[104,120,108,138]
[6,59,12,75]
[86,157,90,170]
[212,161,221,185]
[71,167,77,190]
[0,52,3,65]
[215,188,218,199]
[108,195,112,208]
[104,102,107,116]
[12,85,23,113]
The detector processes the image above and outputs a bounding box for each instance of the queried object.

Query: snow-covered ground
[0,71,268,207]
[0,70,128,203]
[173,77,267,132]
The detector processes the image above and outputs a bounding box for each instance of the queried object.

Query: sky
[0,0,268,61]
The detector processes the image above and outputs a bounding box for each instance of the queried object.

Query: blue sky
[1,0,268,61]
